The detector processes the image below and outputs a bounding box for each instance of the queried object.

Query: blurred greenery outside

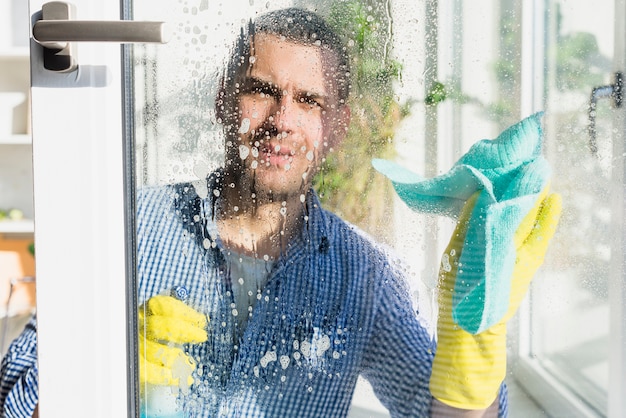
[314,0,409,244]
[312,0,527,242]
[312,0,530,243]
[312,0,612,262]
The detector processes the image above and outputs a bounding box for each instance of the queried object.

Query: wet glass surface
[131,0,619,416]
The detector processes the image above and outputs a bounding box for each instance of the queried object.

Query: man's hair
[215,8,351,130]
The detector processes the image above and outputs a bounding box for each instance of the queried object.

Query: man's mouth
[238,140,296,169]
[260,142,294,167]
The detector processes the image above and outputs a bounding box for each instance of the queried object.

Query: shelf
[0,135,31,145]
[0,48,30,60]
[0,220,34,234]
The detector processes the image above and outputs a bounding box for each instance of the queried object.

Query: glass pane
[530,0,615,414]
[130,0,562,416]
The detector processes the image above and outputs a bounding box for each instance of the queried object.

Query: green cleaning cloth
[372,112,550,334]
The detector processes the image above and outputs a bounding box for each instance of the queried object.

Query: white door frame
[28,0,130,416]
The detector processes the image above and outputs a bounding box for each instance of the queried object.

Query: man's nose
[271,94,298,133]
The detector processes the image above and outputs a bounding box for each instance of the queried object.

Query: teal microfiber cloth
[372,112,551,334]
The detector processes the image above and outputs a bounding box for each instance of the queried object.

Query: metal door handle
[589,71,623,156]
[32,1,170,72]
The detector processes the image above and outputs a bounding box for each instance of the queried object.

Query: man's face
[228,33,349,201]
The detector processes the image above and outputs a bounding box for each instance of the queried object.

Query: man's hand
[138,295,208,388]
[430,188,562,411]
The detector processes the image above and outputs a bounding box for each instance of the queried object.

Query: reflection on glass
[531,0,614,413]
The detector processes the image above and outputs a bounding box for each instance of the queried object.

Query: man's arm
[357,240,507,417]
[0,315,39,418]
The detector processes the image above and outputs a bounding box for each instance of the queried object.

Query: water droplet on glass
[238,118,251,134]
[301,341,311,358]
[239,145,250,160]
[441,253,452,272]
[260,350,277,368]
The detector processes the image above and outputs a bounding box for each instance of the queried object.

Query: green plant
[314,0,410,243]
[425,81,447,106]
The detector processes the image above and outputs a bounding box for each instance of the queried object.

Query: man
[2,7,559,418]
[139,8,511,418]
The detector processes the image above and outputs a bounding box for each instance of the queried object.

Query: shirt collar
[202,170,331,257]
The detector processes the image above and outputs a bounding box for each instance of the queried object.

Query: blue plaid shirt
[0,316,38,418]
[0,172,508,417]
[137,172,507,417]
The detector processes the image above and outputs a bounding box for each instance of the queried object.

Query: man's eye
[255,86,276,97]
[242,83,277,99]
[300,96,322,108]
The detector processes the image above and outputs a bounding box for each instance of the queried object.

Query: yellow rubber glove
[138,294,209,389]
[430,188,562,410]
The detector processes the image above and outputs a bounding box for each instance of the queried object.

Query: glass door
[25,0,626,416]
